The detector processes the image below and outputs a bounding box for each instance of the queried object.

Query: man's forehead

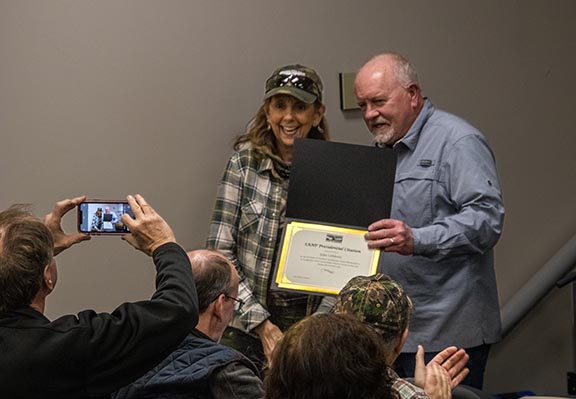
[356,68,400,96]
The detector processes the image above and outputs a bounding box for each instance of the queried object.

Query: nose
[363,103,378,120]
[281,105,295,121]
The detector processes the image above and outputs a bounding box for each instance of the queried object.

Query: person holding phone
[206,64,332,368]
[0,194,199,398]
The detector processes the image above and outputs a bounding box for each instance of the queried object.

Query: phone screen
[77,200,134,234]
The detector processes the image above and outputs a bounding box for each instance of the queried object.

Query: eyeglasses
[265,72,322,100]
[224,294,244,312]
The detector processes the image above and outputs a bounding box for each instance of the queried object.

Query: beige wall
[1,0,575,394]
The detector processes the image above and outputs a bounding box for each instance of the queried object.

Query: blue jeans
[393,344,491,390]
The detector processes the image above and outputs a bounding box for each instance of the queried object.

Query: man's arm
[365,135,504,261]
[411,135,504,260]
[84,241,198,395]
[210,361,265,399]
[44,194,199,396]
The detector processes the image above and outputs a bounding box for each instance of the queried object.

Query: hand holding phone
[121,194,176,256]
[45,195,92,255]
[77,200,134,235]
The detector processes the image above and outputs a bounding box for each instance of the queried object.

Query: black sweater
[0,242,198,399]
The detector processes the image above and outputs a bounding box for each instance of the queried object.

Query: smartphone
[77,200,134,235]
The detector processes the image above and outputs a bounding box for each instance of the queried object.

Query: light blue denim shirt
[379,99,505,351]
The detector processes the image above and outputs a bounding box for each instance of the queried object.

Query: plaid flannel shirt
[206,147,288,333]
[389,369,430,399]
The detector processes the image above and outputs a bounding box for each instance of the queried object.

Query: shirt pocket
[394,167,437,227]
[239,200,264,233]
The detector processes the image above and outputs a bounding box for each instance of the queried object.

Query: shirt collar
[192,327,215,342]
[395,98,435,152]
[0,306,50,323]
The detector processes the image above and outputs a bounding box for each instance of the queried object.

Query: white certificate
[274,221,379,295]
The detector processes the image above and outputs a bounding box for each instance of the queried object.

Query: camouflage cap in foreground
[335,274,413,341]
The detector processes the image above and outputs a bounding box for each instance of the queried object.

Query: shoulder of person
[427,108,487,144]
[230,144,269,170]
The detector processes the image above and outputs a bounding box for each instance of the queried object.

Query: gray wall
[1,0,575,395]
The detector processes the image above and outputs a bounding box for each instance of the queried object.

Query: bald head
[358,53,419,88]
[187,249,239,314]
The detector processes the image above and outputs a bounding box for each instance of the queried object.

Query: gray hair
[0,205,54,312]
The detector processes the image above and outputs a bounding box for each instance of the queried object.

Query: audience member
[0,194,198,398]
[265,312,395,399]
[355,53,505,388]
[335,274,470,399]
[113,249,264,399]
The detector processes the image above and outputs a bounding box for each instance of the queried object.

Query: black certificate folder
[286,138,397,228]
[272,138,396,296]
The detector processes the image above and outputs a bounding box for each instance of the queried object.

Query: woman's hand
[254,319,284,364]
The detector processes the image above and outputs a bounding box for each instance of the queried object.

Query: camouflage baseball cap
[264,64,323,104]
[335,274,413,341]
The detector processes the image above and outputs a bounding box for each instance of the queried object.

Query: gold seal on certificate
[274,221,380,295]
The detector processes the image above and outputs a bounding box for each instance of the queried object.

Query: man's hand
[364,218,414,255]
[254,319,283,364]
[414,345,452,399]
[427,346,470,388]
[414,345,469,392]
[121,194,175,256]
[43,195,91,256]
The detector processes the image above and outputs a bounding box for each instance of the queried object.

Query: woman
[265,313,396,399]
[91,207,103,231]
[206,64,332,367]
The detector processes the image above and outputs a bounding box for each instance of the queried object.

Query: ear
[264,102,271,119]
[42,262,56,293]
[213,294,226,322]
[406,84,421,108]
[391,328,409,362]
[313,104,326,127]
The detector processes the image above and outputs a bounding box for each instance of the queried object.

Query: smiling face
[355,57,422,146]
[266,94,325,162]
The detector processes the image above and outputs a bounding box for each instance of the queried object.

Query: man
[335,274,468,399]
[355,53,505,389]
[113,249,264,399]
[102,206,119,231]
[0,194,198,398]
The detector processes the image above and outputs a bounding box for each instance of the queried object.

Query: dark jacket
[0,243,198,399]
[113,329,264,399]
